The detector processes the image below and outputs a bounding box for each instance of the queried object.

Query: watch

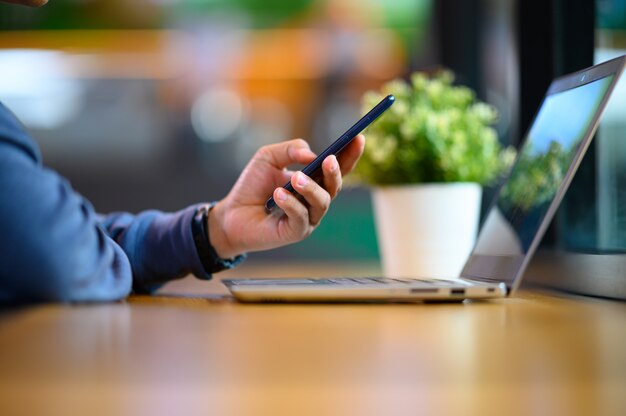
[191,203,245,277]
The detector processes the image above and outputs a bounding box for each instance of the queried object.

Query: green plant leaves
[354,70,515,186]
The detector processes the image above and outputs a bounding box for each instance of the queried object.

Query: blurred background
[1,0,625,265]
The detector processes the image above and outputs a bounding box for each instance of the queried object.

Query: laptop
[223,55,626,302]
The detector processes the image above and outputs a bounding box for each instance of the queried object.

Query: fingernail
[331,156,339,172]
[297,172,309,187]
[277,188,288,201]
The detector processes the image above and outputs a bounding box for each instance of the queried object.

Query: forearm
[98,205,207,293]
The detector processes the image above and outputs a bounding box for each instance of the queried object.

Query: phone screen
[265,94,395,214]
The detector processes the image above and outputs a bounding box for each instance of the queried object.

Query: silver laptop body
[224,56,626,302]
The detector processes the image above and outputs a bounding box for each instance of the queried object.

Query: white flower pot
[371,183,482,278]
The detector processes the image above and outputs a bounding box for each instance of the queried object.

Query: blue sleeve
[0,103,212,302]
[98,205,213,294]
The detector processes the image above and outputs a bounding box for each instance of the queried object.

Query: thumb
[256,139,317,169]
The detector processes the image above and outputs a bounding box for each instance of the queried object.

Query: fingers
[336,134,366,175]
[256,139,317,169]
[265,134,365,240]
[321,154,342,199]
[273,169,332,231]
[272,187,311,241]
[291,171,331,226]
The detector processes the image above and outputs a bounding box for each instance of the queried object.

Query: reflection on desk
[0,262,624,416]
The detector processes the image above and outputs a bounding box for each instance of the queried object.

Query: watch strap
[191,203,246,278]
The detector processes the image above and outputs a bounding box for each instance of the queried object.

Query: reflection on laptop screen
[465,74,616,288]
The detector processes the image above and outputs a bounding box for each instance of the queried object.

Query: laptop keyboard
[225,277,460,286]
[326,278,459,286]
[224,277,466,286]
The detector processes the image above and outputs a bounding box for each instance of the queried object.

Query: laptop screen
[461,56,625,292]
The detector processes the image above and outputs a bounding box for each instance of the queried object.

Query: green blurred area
[0,0,430,50]
[597,0,626,30]
[0,0,428,27]
[285,189,380,260]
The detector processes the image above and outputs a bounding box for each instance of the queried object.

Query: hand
[207,135,365,258]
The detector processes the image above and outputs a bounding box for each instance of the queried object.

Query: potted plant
[353,71,515,278]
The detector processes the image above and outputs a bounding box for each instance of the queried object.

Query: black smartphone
[265,94,395,214]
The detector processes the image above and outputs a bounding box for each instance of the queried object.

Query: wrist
[191,202,245,276]
[207,200,237,258]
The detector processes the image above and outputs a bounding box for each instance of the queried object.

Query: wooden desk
[0,262,624,416]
